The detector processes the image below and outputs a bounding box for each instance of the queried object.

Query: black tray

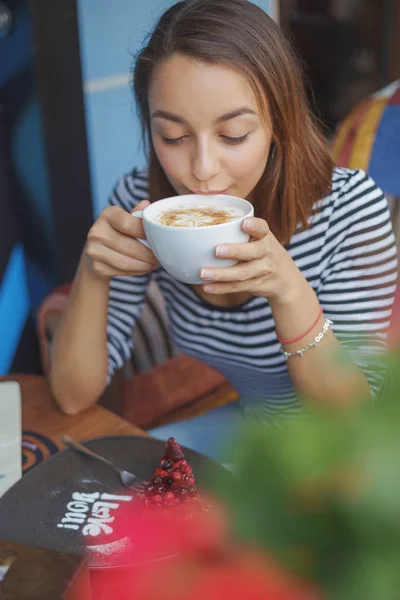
[0,435,227,567]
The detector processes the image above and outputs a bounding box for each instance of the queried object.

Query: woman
[50,0,397,459]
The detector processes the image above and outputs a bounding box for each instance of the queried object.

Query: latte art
[156,206,241,228]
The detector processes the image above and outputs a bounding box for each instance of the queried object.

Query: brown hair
[133,0,333,243]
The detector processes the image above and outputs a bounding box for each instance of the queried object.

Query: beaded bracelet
[281,318,333,360]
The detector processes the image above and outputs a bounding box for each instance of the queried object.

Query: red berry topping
[164,438,185,462]
[141,437,202,510]
[144,484,154,496]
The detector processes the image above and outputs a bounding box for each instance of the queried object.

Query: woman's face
[149,55,272,200]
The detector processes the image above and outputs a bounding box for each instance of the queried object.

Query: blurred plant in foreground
[210,352,400,600]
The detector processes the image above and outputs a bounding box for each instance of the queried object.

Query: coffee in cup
[133,194,254,284]
[155,206,241,228]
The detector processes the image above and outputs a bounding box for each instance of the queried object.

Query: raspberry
[154,468,169,478]
[152,494,163,504]
[164,492,175,503]
[172,471,182,481]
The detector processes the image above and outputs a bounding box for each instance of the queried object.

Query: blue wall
[77,0,277,216]
[0,1,55,374]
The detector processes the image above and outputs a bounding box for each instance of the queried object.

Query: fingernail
[201,268,213,280]
[203,284,214,292]
[216,245,229,258]
[243,218,254,230]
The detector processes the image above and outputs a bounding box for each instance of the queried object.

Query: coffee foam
[154,205,243,228]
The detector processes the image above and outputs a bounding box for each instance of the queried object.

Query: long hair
[133,0,333,243]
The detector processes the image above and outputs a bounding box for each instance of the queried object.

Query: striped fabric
[126,279,178,377]
[332,80,400,197]
[106,167,397,421]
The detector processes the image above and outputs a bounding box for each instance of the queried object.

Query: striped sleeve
[318,169,398,400]
[106,168,152,383]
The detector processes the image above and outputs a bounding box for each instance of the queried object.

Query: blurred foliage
[209,352,400,600]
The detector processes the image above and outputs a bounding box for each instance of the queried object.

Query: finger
[201,258,268,283]
[102,223,158,265]
[132,199,150,212]
[215,239,266,261]
[105,204,148,240]
[87,242,158,274]
[242,217,269,240]
[130,200,150,240]
[91,214,158,265]
[202,278,263,296]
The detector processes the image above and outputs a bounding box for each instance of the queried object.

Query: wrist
[269,265,312,312]
[80,250,111,288]
[268,262,322,347]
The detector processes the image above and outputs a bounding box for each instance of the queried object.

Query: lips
[190,187,231,195]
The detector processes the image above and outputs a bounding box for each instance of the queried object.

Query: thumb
[131,199,150,214]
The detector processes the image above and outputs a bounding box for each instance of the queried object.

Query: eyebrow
[151,107,257,125]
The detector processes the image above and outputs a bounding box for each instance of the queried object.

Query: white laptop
[0,381,22,497]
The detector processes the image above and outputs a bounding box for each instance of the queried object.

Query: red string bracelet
[277,306,323,345]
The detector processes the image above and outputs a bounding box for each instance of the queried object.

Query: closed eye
[161,133,250,145]
[221,133,249,145]
[161,135,186,144]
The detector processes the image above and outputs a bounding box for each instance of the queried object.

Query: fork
[62,435,146,490]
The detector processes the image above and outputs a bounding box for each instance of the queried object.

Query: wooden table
[1,374,147,457]
[0,376,147,598]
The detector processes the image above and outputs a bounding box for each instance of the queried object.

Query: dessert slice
[143,438,200,507]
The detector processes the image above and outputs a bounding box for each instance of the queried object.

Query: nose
[191,137,220,182]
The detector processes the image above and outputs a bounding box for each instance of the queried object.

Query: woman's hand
[200,217,304,304]
[85,200,159,278]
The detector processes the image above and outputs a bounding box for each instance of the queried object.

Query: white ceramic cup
[132,194,254,284]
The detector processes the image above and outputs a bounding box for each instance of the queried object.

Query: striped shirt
[106,167,397,421]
